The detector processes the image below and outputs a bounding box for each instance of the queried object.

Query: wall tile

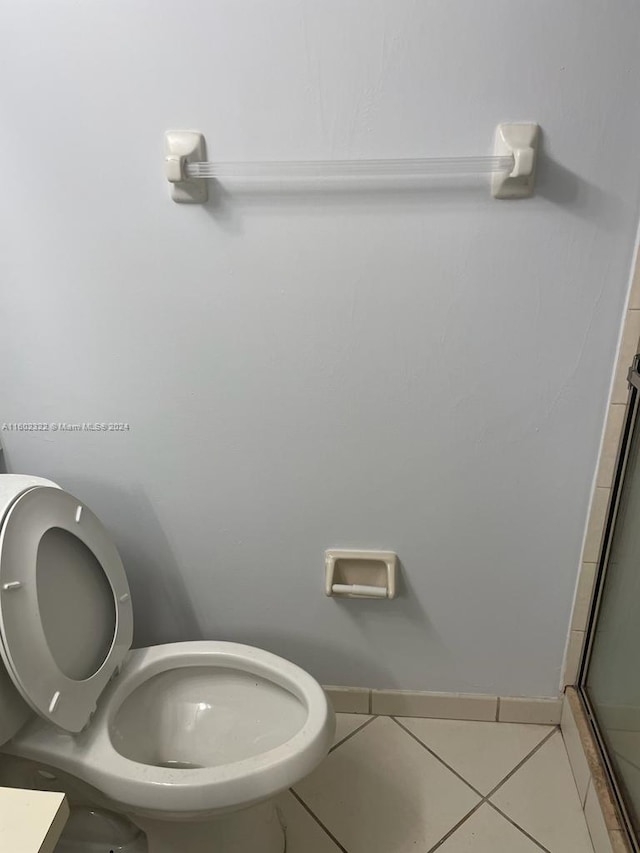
[583,488,611,564]
[628,255,640,310]
[571,562,598,632]
[612,310,640,404]
[597,405,626,488]
[564,631,586,686]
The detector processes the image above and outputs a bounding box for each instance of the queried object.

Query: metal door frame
[578,354,640,849]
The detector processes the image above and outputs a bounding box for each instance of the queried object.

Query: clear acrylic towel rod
[165,123,539,204]
[186,155,512,179]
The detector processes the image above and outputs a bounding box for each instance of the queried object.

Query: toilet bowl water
[0,475,334,853]
[110,666,307,770]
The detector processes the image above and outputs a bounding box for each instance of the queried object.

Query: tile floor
[277,714,595,852]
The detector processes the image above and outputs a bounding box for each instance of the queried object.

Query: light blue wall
[2,0,640,696]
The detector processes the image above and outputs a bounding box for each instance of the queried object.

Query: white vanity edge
[0,786,69,853]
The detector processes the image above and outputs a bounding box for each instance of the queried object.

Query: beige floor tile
[295,716,480,853]
[276,791,343,853]
[333,713,371,748]
[491,730,594,852]
[398,717,551,794]
[437,803,544,852]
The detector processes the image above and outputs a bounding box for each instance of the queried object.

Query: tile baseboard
[371,689,497,721]
[498,696,563,724]
[323,686,562,724]
[561,687,633,853]
[323,685,370,714]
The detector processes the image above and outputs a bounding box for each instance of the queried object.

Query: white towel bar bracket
[164,123,539,204]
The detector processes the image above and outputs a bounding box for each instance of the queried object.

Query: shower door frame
[578,352,640,850]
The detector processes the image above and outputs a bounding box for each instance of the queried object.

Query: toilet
[0,475,335,853]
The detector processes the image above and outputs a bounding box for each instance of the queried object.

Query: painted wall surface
[2,1,640,698]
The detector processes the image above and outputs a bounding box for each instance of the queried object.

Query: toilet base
[130,799,285,853]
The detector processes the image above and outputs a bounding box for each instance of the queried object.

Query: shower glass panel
[584,361,640,841]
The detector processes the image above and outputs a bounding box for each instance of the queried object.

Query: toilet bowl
[0,475,335,853]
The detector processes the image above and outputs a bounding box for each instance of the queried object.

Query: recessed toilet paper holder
[325,550,398,599]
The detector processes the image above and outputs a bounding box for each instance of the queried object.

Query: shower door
[582,353,640,845]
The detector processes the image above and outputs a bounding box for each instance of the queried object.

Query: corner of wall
[561,222,640,691]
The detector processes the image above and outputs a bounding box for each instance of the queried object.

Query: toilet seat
[0,487,133,733]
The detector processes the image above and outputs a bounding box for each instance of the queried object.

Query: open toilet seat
[0,486,133,732]
[0,475,335,835]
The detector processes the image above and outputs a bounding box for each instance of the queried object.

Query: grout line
[425,801,485,853]
[368,689,372,715]
[496,696,500,722]
[392,717,560,853]
[423,725,556,853]
[427,799,553,853]
[330,715,377,753]
[289,789,350,853]
[295,719,562,853]
[391,717,485,798]
[484,726,558,800]
[486,801,552,853]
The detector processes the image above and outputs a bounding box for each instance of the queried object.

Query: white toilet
[0,475,335,853]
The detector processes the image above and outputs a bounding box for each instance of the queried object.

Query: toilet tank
[0,474,62,745]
